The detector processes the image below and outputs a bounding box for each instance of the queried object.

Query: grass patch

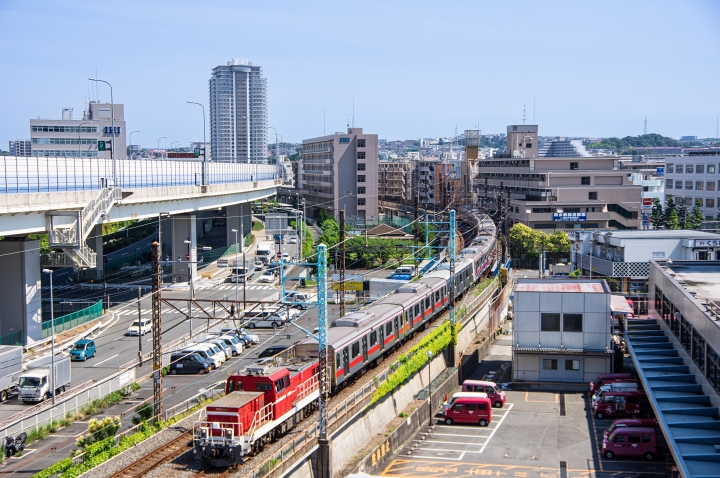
[252,220,263,231]
[244,233,255,247]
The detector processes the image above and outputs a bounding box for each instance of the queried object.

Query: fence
[42,301,103,338]
[0,156,278,194]
[0,330,23,346]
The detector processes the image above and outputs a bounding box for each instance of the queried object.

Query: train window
[397,314,403,326]
[414,304,419,317]
[386,322,393,335]
[370,330,377,346]
[425,297,430,309]
[336,354,341,369]
[256,382,272,391]
[284,376,291,388]
[435,291,440,302]
[275,379,285,392]
[351,341,360,358]
[228,380,236,392]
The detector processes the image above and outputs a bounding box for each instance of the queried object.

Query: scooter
[5,432,27,458]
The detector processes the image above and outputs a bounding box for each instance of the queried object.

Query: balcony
[576,253,648,277]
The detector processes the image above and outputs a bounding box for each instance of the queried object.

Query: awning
[611,294,633,315]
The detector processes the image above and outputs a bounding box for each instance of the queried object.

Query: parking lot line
[430,432,489,438]
[524,391,559,403]
[478,402,513,453]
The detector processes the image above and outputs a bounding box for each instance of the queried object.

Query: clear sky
[1,0,719,148]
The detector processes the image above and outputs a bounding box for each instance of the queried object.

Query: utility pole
[151,241,163,421]
[317,244,332,478]
[448,209,457,367]
[137,286,142,367]
[339,209,346,317]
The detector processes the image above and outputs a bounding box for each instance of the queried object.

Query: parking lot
[383,389,670,478]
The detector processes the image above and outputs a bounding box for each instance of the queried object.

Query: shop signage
[552,212,586,222]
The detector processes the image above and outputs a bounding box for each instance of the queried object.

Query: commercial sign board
[656,167,665,177]
[332,281,363,291]
[552,212,587,222]
[642,198,653,206]
[695,240,720,247]
[167,152,198,158]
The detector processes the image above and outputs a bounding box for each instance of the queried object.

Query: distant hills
[586,134,682,154]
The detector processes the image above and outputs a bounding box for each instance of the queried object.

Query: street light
[187,101,207,186]
[78,121,93,158]
[42,269,56,405]
[184,238,194,337]
[129,130,140,159]
[426,350,433,426]
[158,212,170,283]
[231,228,240,303]
[269,126,281,180]
[88,78,116,185]
[157,136,167,159]
[170,141,180,151]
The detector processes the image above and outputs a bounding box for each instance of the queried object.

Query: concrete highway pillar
[226,203,252,248]
[171,215,197,283]
[81,224,104,281]
[0,239,42,345]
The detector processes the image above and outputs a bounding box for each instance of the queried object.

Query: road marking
[478,402,513,453]
[92,353,119,367]
[524,391,559,403]
[430,432,488,438]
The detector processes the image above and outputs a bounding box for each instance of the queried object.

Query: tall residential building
[664,152,720,219]
[9,140,31,157]
[506,125,538,158]
[378,160,413,203]
[539,139,592,157]
[209,58,268,163]
[30,103,126,158]
[299,128,378,222]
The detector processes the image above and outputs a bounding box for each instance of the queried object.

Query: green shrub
[244,233,255,247]
[135,402,154,422]
[252,220,263,231]
[76,416,120,448]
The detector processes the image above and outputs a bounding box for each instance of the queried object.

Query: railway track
[194,464,234,478]
[109,430,193,478]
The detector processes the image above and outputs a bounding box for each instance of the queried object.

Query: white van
[442,391,489,412]
[195,342,225,365]
[207,338,232,360]
[182,345,221,369]
[394,266,415,276]
[592,381,639,403]
[218,335,244,356]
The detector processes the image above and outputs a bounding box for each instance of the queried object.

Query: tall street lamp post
[231,228,239,302]
[426,350,433,426]
[78,121,93,157]
[129,130,140,159]
[184,238,194,336]
[186,101,207,186]
[157,137,167,159]
[42,269,56,405]
[88,78,116,185]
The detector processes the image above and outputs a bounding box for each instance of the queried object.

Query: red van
[589,373,633,394]
[461,380,506,408]
[603,427,657,460]
[604,418,657,439]
[593,391,642,419]
[442,396,492,426]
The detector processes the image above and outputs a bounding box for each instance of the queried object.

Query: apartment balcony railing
[576,253,649,277]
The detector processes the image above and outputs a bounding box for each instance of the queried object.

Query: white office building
[9,140,31,157]
[209,58,268,163]
[664,153,720,219]
[30,103,126,159]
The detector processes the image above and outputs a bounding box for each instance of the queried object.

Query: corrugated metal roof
[514,282,605,293]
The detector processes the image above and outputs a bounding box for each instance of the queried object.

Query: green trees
[687,206,705,230]
[664,195,680,230]
[586,134,681,154]
[508,223,570,260]
[650,197,664,229]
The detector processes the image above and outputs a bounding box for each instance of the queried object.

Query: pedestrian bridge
[0,156,280,268]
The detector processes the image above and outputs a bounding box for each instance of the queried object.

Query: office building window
[581,177,590,185]
[686,181,693,190]
[357,175,366,183]
[666,179,673,189]
[687,165,694,174]
[677,164,684,174]
[534,224,557,229]
[357,152,366,160]
[706,198,715,208]
[526,143,532,148]
[357,163,365,171]
[357,186,366,194]
[667,164,674,173]
[541,313,561,331]
[543,359,558,370]
[563,314,583,332]
[357,139,365,148]
[697,164,705,174]
[565,360,580,371]
[696,182,704,190]
[588,192,598,200]
[675,181,683,189]
[357,198,366,206]
[708,182,716,191]
[709,165,716,174]
[570,162,578,170]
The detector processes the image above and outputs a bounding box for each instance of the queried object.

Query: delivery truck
[256,241,276,265]
[0,346,23,402]
[18,355,71,403]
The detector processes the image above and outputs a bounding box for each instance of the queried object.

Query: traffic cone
[444,392,448,402]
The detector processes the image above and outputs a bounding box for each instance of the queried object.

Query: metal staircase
[46,187,121,269]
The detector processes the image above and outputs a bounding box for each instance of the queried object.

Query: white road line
[430,432,490,438]
[478,402,514,453]
[92,353,119,367]
[424,439,488,445]
[404,452,467,461]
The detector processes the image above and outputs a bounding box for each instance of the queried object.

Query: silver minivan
[218,335,244,356]
[202,342,226,364]
[208,338,232,360]
[181,346,220,369]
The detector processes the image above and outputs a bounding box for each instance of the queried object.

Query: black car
[169,353,210,375]
[257,345,290,359]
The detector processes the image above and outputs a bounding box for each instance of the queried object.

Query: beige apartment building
[476,156,642,230]
[378,160,413,203]
[299,127,379,222]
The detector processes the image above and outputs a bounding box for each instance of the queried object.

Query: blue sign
[339,137,350,143]
[103,126,121,135]
[552,212,587,222]
[656,167,664,177]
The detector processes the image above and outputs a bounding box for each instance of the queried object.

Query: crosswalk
[41,285,76,291]
[196,284,276,291]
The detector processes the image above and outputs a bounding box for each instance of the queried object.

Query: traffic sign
[98,140,106,151]
[277,251,283,258]
[194,148,201,157]
[642,198,653,206]
[332,281,363,291]
[186,253,190,260]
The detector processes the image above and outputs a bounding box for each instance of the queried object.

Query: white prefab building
[512,279,613,383]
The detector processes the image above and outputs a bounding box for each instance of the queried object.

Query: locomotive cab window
[284,376,290,388]
[351,341,360,358]
[256,382,272,391]
[275,379,285,392]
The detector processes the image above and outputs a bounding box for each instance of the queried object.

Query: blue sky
[1,0,719,147]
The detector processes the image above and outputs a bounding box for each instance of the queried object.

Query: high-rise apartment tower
[209,58,268,163]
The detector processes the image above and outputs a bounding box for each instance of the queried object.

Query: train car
[194,357,319,466]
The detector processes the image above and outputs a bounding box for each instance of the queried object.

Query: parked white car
[218,335,244,356]
[182,346,221,369]
[126,319,152,336]
[208,338,232,360]
[199,342,226,365]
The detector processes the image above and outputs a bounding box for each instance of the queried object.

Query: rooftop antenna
[644,117,647,135]
[522,105,527,125]
[533,96,536,124]
[352,96,355,128]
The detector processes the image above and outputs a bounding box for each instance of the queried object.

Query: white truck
[18,355,72,403]
[0,346,23,402]
[256,241,276,265]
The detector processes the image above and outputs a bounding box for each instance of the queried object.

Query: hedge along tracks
[109,430,193,478]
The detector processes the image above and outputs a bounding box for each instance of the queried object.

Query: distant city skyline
[1,0,719,149]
